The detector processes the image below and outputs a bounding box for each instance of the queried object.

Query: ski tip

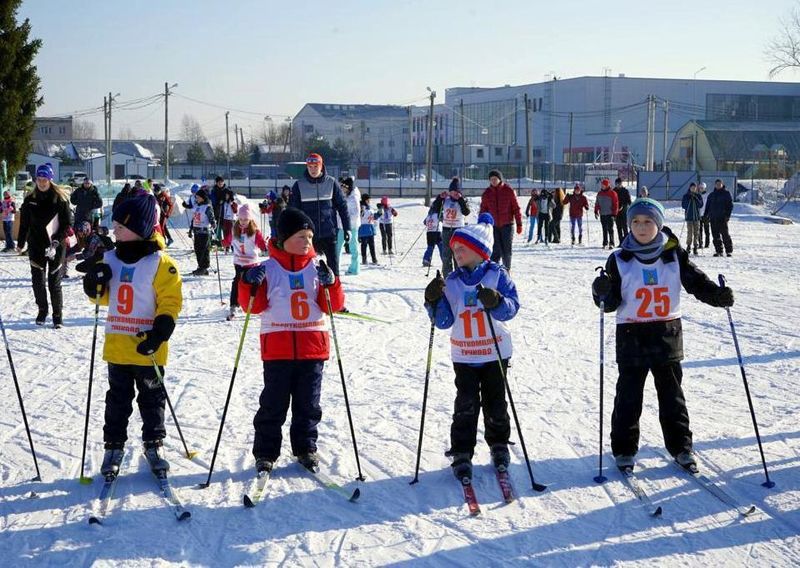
[349,488,361,502]
[243,495,256,508]
[186,451,199,460]
[79,476,93,485]
[593,475,608,484]
[742,505,757,517]
[652,506,664,517]
[762,480,776,489]
[178,511,192,521]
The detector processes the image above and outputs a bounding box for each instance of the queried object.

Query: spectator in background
[112,183,134,215]
[479,169,522,270]
[536,188,553,244]
[288,153,350,276]
[705,179,734,257]
[681,182,703,256]
[698,182,710,248]
[549,186,566,243]
[637,185,649,198]
[613,177,632,243]
[337,177,361,275]
[429,177,470,277]
[564,184,589,245]
[70,177,103,228]
[594,178,619,249]
[524,189,539,243]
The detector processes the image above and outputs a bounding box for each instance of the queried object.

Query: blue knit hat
[36,163,54,180]
[113,193,157,239]
[627,197,665,230]
[450,213,494,260]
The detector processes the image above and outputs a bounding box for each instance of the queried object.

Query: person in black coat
[112,183,134,215]
[704,179,734,256]
[70,178,103,227]
[16,164,73,327]
[613,178,632,242]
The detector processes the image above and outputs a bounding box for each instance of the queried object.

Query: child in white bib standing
[592,198,734,472]
[227,204,267,320]
[82,193,183,477]
[423,212,519,481]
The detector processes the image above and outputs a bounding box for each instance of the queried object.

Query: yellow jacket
[93,249,182,366]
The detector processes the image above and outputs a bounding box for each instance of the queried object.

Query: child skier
[376,196,398,255]
[182,188,215,275]
[239,207,345,474]
[358,194,378,265]
[82,193,183,476]
[524,189,538,244]
[227,204,267,320]
[422,210,443,268]
[2,190,17,252]
[591,198,734,471]
[423,212,519,481]
[564,184,589,245]
[220,191,238,252]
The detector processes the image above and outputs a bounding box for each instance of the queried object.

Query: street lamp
[692,66,706,118]
[164,83,178,183]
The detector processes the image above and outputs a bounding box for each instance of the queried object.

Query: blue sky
[19,0,799,145]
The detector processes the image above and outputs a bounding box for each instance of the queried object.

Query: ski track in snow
[0,195,798,566]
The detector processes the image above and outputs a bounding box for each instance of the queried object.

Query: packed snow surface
[0,197,798,566]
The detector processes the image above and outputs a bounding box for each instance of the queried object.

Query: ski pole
[321,262,365,482]
[718,274,775,488]
[199,286,256,489]
[593,266,608,483]
[215,245,225,305]
[398,226,427,265]
[0,313,41,481]
[79,284,102,484]
[410,274,439,485]
[150,357,198,460]
[477,285,547,492]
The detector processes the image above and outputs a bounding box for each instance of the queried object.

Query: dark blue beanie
[113,193,156,239]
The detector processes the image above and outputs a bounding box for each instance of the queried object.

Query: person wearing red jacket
[480,170,522,270]
[564,184,590,245]
[593,179,620,249]
[239,207,345,475]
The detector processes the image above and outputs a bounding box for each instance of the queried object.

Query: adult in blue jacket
[288,153,351,276]
[704,179,734,257]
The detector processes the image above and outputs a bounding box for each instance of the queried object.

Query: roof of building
[30,139,214,162]
[693,120,800,159]
[302,103,409,120]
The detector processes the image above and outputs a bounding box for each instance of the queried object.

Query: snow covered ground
[0,196,798,567]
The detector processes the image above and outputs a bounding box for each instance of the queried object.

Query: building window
[388,140,394,147]
[476,148,484,158]
[379,140,384,148]
[303,124,314,133]
[494,147,503,157]
[514,149,523,160]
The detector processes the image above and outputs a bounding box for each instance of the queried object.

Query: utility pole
[407,106,414,180]
[662,100,669,171]
[524,94,532,180]
[234,124,239,154]
[103,96,108,185]
[424,88,436,207]
[644,95,654,171]
[107,91,113,186]
[225,111,231,177]
[240,128,245,155]
[568,112,574,182]
[460,98,466,178]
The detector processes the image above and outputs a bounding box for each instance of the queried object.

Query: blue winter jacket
[704,187,733,221]
[681,191,704,222]
[288,168,350,239]
[426,261,520,329]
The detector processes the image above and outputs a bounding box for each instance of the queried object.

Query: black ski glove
[317,260,335,287]
[424,272,445,303]
[477,287,501,310]
[83,263,112,298]
[136,315,176,356]
[592,275,612,299]
[715,286,734,308]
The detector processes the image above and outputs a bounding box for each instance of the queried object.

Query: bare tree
[181,114,206,143]
[118,126,136,140]
[73,119,96,139]
[766,2,800,78]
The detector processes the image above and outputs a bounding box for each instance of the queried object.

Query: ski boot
[675,450,698,472]
[615,454,635,471]
[490,444,510,473]
[450,452,473,481]
[226,307,237,321]
[52,315,63,329]
[143,440,170,473]
[255,457,274,474]
[35,310,47,326]
[298,451,319,471]
[101,443,125,477]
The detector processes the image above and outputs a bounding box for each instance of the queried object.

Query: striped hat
[450,213,495,260]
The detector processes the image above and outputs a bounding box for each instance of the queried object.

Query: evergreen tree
[0,1,43,174]
[186,142,206,165]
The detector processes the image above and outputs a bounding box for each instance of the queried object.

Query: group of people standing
[524,184,590,245]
